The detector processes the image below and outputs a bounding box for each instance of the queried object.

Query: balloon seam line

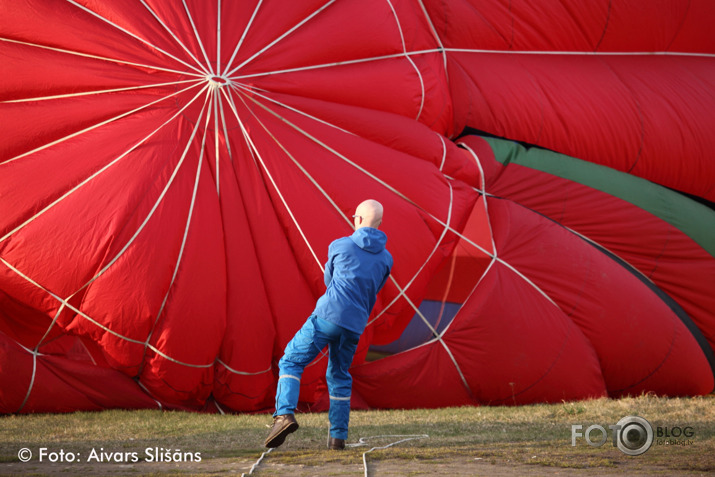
[0,79,200,104]
[236,89,458,333]
[437,135,447,171]
[416,0,449,82]
[0,37,205,79]
[142,89,214,357]
[385,0,426,121]
[65,0,209,76]
[136,380,164,409]
[228,47,715,82]
[213,90,221,195]
[37,84,211,298]
[0,258,147,348]
[232,84,356,136]
[230,86,352,232]
[216,0,221,74]
[221,0,264,76]
[437,337,475,401]
[229,90,325,273]
[217,359,272,376]
[444,47,715,57]
[226,0,337,77]
[459,142,497,254]
[217,87,235,163]
[370,183,455,324]
[1,79,204,167]
[235,81,496,267]
[136,0,211,76]
[181,0,214,73]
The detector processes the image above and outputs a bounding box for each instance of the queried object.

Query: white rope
[14,301,69,413]
[216,0,222,74]
[232,83,356,137]
[0,37,205,79]
[458,142,559,309]
[385,0,425,121]
[181,0,214,73]
[443,46,715,57]
[226,0,337,77]
[416,0,448,82]
[231,46,715,82]
[141,88,214,354]
[348,434,430,477]
[135,380,164,409]
[229,84,359,240]
[370,182,454,324]
[1,254,217,370]
[65,0,209,76]
[213,88,221,195]
[54,84,210,296]
[437,134,447,171]
[217,86,235,163]
[229,85,477,393]
[224,88,325,273]
[221,0,264,77]
[242,89,496,262]
[217,359,272,376]
[16,352,38,413]
[136,0,209,76]
[230,51,414,80]
[220,86,259,170]
[0,79,200,104]
[0,80,204,167]
[240,434,428,477]
[241,448,273,476]
[458,142,496,255]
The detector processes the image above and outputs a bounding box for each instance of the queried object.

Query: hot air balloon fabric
[1,0,713,414]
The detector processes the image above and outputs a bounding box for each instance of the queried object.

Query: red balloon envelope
[0,0,713,414]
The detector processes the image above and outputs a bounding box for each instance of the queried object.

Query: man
[265,199,393,450]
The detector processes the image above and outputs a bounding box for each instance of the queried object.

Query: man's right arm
[324,242,336,287]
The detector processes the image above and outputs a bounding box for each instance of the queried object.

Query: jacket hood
[350,227,387,253]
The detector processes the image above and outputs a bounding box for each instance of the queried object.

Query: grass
[0,394,713,475]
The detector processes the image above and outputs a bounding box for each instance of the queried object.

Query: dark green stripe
[482,137,715,257]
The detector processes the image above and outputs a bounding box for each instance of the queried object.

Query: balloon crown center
[207,75,229,87]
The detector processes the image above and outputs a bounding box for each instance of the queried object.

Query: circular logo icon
[18,448,32,462]
[615,416,653,456]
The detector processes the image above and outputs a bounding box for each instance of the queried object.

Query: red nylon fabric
[1,0,713,413]
[459,136,715,354]
[428,0,715,200]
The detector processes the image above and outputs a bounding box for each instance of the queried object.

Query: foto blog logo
[571,416,654,456]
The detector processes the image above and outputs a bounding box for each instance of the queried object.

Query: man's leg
[323,320,360,447]
[266,316,328,448]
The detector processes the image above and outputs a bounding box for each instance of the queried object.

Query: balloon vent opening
[207,75,229,88]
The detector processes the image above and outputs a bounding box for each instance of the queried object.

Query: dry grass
[0,394,713,475]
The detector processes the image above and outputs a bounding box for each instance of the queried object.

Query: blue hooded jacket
[313,227,393,334]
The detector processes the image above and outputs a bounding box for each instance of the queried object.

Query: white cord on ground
[240,447,273,476]
[348,434,430,477]
[242,434,428,476]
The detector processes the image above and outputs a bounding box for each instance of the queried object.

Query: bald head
[354,199,384,229]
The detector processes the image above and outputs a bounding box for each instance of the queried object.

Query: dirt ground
[2,454,712,477]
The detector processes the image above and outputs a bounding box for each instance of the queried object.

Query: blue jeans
[274,316,361,440]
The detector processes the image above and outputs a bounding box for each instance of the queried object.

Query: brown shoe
[328,437,345,450]
[264,414,299,448]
